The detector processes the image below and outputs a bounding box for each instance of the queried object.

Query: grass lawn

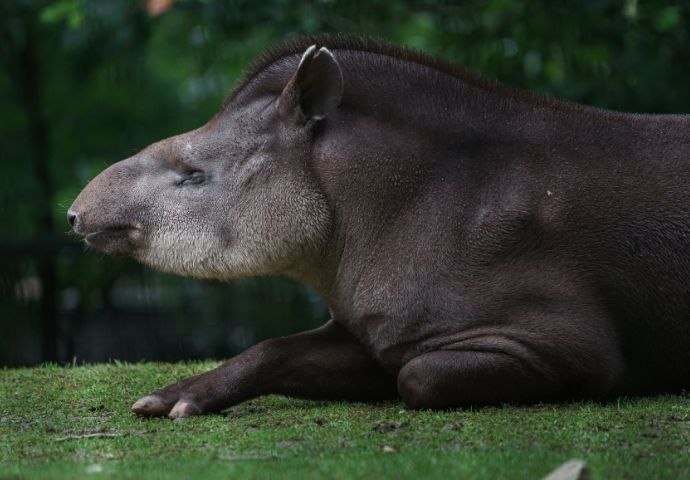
[1,363,689,479]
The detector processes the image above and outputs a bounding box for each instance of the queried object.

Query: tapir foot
[131,375,210,418]
[132,392,204,418]
[131,395,170,416]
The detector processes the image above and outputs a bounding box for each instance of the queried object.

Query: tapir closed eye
[69,35,690,418]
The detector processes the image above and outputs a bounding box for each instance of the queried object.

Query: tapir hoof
[131,394,203,418]
[131,395,169,416]
[168,400,202,418]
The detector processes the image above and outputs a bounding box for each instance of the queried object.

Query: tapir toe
[168,400,202,418]
[131,395,170,416]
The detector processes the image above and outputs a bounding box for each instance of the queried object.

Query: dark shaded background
[2,0,689,366]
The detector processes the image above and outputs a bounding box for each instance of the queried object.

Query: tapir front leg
[132,320,397,418]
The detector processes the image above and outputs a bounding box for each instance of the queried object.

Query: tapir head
[68,45,343,280]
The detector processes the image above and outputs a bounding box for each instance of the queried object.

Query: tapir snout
[68,158,150,256]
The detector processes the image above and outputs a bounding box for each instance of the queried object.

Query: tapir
[68,36,690,418]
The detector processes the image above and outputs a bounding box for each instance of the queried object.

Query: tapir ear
[278,45,344,124]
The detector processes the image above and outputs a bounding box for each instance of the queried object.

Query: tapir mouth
[82,224,144,255]
[84,224,132,242]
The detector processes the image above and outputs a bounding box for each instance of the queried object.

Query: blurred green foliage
[1,0,690,365]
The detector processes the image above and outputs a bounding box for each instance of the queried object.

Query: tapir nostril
[67,210,78,228]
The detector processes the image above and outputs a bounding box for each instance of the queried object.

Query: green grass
[1,363,690,479]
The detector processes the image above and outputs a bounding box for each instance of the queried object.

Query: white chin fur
[137,228,269,280]
[134,187,331,280]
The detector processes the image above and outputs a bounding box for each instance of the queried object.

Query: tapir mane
[236,36,499,105]
[222,34,616,117]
